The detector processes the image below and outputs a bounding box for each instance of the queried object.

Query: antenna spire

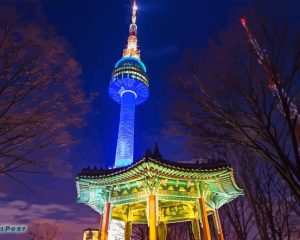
[123,0,140,59]
[132,1,137,25]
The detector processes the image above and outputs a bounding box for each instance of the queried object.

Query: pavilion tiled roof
[77,157,230,178]
[76,155,243,214]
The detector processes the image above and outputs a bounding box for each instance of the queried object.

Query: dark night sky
[0,1,254,239]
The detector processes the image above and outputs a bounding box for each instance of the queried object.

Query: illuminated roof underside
[76,158,243,223]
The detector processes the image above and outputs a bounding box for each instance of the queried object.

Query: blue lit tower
[109,1,149,167]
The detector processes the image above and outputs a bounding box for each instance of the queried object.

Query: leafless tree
[0,4,90,185]
[26,220,62,240]
[215,148,299,239]
[166,222,193,240]
[239,152,298,239]
[167,5,300,203]
[220,196,254,240]
[162,4,300,239]
[131,224,149,240]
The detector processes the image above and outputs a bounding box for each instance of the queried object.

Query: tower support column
[124,221,132,240]
[115,91,136,167]
[148,194,157,240]
[213,210,224,240]
[192,218,201,240]
[101,202,111,240]
[199,197,211,240]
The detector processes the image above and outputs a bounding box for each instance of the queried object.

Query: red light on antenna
[240,17,246,26]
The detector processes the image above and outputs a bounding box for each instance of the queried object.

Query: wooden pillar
[158,221,167,240]
[192,218,201,240]
[199,197,211,240]
[101,202,111,240]
[148,194,157,240]
[99,214,103,238]
[124,221,132,240]
[213,210,224,240]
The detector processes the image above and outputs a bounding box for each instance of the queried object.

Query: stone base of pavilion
[76,157,243,240]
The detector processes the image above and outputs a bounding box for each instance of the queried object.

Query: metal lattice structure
[240,17,299,120]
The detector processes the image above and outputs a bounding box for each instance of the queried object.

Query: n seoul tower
[109,1,149,167]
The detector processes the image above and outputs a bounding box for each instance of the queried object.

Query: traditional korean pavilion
[77,146,243,240]
[76,1,243,240]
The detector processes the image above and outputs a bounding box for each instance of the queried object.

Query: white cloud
[0,200,99,239]
[0,200,72,223]
[0,192,7,198]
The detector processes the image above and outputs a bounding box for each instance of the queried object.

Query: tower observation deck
[109,1,149,167]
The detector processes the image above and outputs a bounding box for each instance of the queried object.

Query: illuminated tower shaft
[109,1,149,167]
[115,91,136,166]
